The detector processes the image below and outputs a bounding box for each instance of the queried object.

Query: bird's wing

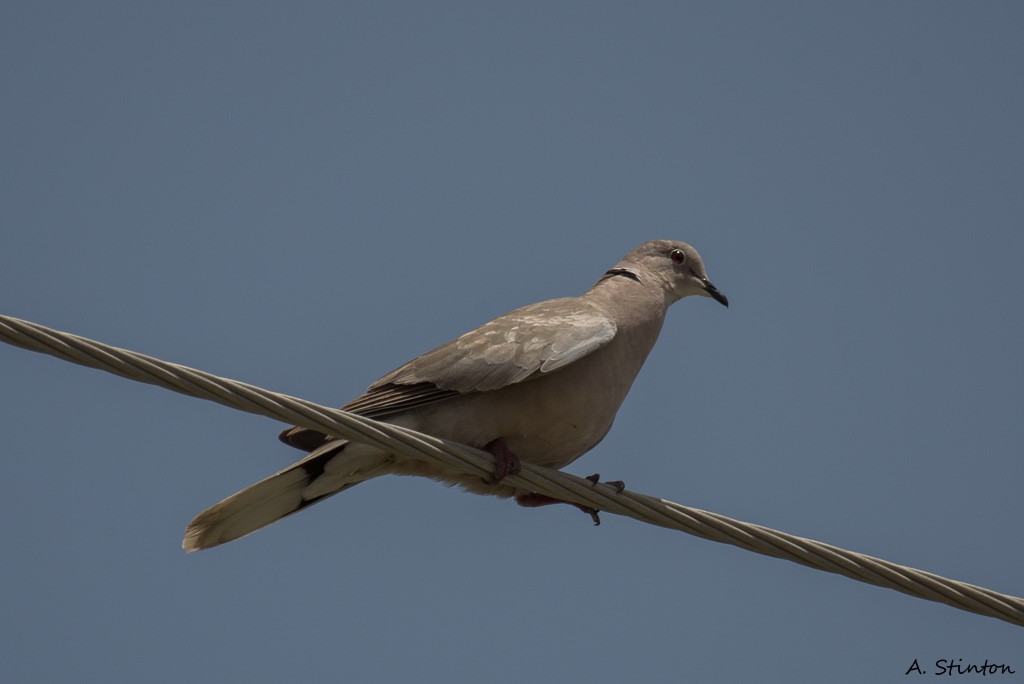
[280,297,616,447]
[371,296,617,392]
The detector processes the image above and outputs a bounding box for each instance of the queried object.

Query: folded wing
[281,297,616,447]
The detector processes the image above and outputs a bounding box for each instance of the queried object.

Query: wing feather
[370,297,615,393]
[280,297,615,450]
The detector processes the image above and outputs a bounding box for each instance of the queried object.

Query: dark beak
[703,279,729,307]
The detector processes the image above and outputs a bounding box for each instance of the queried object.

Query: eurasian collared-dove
[183,240,727,551]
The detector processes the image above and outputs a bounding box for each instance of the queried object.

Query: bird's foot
[483,439,521,485]
[515,493,601,526]
[585,473,626,493]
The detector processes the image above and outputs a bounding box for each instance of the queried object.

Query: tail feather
[182,440,389,552]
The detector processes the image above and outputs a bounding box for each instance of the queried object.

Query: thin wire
[1,313,1021,628]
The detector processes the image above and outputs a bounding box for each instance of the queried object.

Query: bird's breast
[402,318,662,469]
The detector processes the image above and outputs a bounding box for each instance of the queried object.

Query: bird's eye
[670,249,686,265]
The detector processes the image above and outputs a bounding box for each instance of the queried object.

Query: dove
[183,240,727,551]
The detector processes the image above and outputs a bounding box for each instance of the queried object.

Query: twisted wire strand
[1,313,1021,628]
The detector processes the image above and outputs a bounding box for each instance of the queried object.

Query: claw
[586,473,625,494]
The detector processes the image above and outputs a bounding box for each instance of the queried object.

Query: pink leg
[483,438,521,484]
[516,492,602,525]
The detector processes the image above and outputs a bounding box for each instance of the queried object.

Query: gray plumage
[183,240,727,551]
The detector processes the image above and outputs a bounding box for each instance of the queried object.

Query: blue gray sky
[2,3,1022,682]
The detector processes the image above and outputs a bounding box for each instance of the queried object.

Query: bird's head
[606,240,728,307]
